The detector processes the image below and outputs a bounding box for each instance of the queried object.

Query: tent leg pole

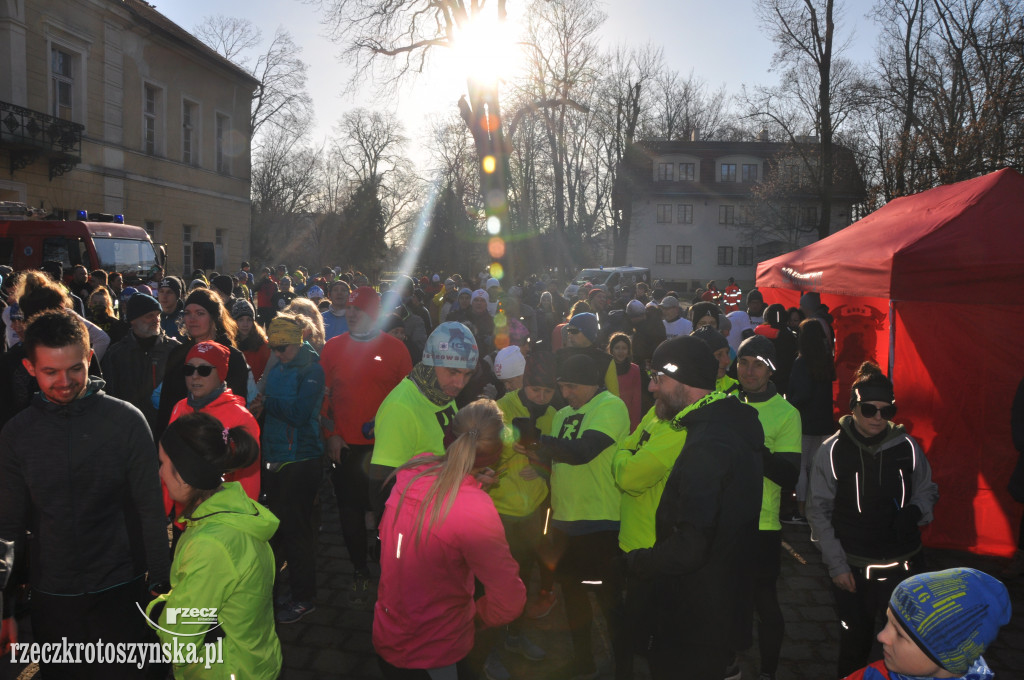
[888,300,895,377]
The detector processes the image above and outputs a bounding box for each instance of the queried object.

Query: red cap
[348,286,380,316]
[186,341,230,379]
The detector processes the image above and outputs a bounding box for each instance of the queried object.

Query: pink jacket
[373,457,526,669]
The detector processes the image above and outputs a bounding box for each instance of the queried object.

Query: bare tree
[647,69,732,142]
[598,44,662,264]
[753,0,848,240]
[193,17,314,140]
[193,15,261,62]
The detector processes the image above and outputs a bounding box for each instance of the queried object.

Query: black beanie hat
[557,354,601,386]
[158,276,183,299]
[651,336,717,390]
[126,293,161,322]
[691,325,729,353]
[737,335,777,372]
[212,275,234,296]
[689,301,722,325]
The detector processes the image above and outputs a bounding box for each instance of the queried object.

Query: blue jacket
[262,343,324,463]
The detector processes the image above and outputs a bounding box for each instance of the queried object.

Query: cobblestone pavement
[6,478,1024,679]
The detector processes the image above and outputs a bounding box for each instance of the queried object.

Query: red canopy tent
[756,168,1024,557]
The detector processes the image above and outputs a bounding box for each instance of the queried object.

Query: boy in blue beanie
[843,568,1011,680]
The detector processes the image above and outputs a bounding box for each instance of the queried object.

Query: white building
[615,140,865,294]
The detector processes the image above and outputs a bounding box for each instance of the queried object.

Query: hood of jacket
[281,341,318,369]
[838,414,906,455]
[185,482,279,541]
[34,375,106,415]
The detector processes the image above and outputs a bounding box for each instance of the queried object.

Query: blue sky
[157,0,880,157]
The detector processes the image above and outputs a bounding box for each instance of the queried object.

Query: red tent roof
[756,168,1024,304]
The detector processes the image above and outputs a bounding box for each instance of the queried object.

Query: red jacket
[373,457,526,669]
[164,389,261,522]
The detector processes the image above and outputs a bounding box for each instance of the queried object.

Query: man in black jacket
[626,336,765,680]
[102,293,181,434]
[0,309,170,678]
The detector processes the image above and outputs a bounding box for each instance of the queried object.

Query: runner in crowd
[149,412,281,679]
[807,361,940,678]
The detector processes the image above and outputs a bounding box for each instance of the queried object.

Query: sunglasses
[859,402,897,419]
[183,364,215,377]
[270,344,291,353]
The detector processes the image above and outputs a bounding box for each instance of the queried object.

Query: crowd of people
[0,260,1016,680]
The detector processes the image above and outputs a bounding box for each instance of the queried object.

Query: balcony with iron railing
[0,100,84,180]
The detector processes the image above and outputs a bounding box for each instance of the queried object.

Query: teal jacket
[262,342,325,463]
[147,483,281,679]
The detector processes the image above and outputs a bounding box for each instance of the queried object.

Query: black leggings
[551,529,620,664]
[331,444,374,573]
[753,530,784,675]
[263,457,323,602]
[831,556,921,678]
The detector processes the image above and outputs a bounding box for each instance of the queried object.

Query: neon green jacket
[612,406,688,551]
[147,483,282,679]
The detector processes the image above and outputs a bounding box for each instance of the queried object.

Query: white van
[571,266,651,294]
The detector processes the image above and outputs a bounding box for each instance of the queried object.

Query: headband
[161,426,224,490]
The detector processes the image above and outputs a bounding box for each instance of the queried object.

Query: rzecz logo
[138,604,221,637]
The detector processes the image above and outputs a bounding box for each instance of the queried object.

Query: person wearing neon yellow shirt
[369,322,478,515]
[484,353,558,680]
[731,335,801,680]
[516,354,629,680]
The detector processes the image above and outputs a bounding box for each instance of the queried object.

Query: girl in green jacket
[149,412,282,679]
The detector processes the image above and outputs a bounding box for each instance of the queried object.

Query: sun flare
[450,11,523,85]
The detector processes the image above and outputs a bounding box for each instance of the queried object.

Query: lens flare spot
[482,155,496,174]
[486,216,501,235]
[490,263,504,279]
[488,237,505,258]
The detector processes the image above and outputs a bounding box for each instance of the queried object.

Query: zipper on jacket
[854,472,862,514]
[898,469,906,508]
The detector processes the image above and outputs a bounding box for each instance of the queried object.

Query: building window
[656,204,672,223]
[742,164,758,182]
[144,220,159,241]
[738,205,756,226]
[677,204,693,224]
[719,205,735,225]
[656,163,673,181]
[215,229,226,270]
[803,206,819,226]
[717,246,734,265]
[782,205,798,225]
[720,163,737,182]
[51,47,75,120]
[738,247,754,266]
[144,84,163,155]
[215,113,230,174]
[676,245,692,264]
[183,225,193,271]
[182,100,197,165]
[679,162,695,181]
[656,245,672,264]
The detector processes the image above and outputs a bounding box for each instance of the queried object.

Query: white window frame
[215,112,231,174]
[656,204,672,223]
[46,35,88,126]
[182,98,200,166]
[678,162,696,181]
[676,245,692,264]
[183,225,193,271]
[655,245,671,264]
[143,81,165,156]
[677,204,693,224]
